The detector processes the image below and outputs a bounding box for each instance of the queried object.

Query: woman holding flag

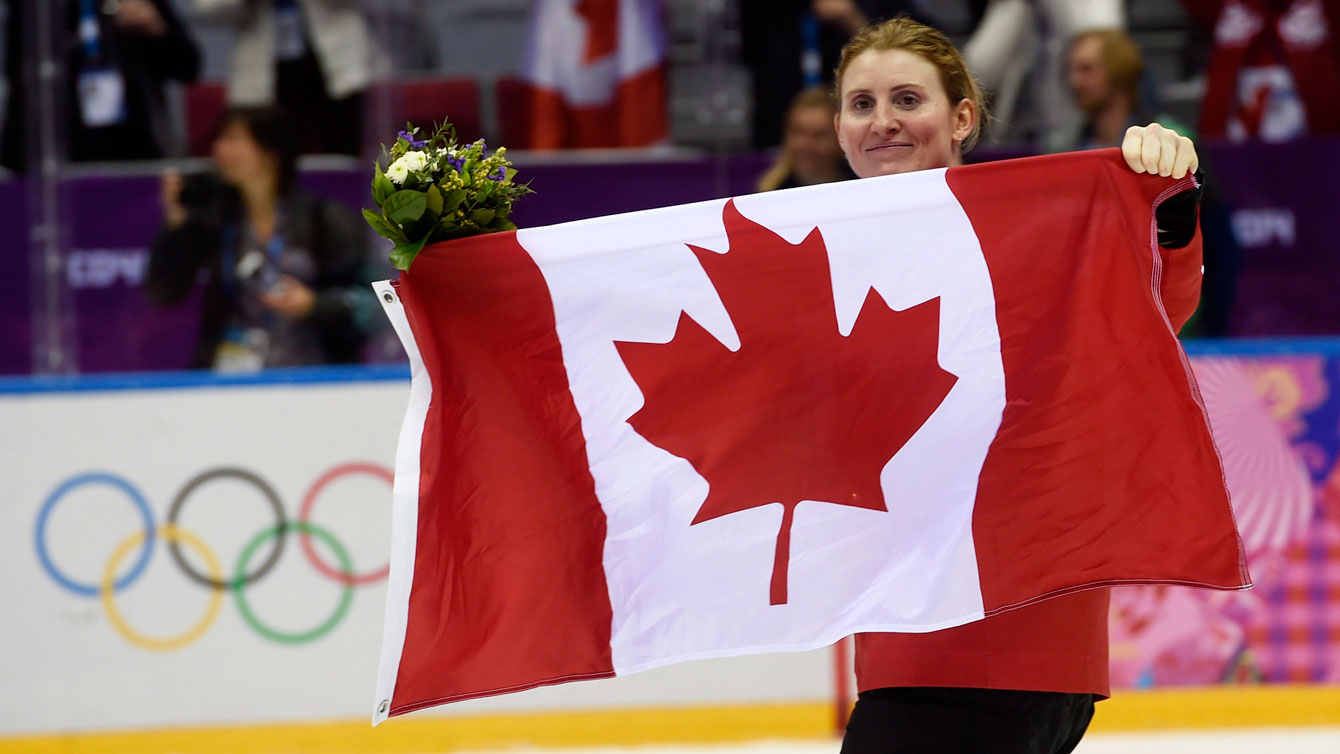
[829,17,1202,754]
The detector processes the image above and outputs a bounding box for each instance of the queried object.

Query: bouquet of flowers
[365,123,533,271]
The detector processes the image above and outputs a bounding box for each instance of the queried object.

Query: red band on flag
[524,64,668,149]
[945,152,1248,615]
[576,0,619,63]
[390,233,615,715]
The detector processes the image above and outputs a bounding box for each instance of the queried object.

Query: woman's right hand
[1121,123,1198,179]
[161,170,187,228]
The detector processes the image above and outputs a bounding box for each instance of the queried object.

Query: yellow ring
[101,524,225,651]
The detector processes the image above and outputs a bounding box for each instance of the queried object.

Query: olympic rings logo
[34,463,392,651]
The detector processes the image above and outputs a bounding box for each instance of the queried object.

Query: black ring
[166,467,288,590]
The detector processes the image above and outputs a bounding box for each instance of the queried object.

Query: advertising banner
[1112,343,1340,686]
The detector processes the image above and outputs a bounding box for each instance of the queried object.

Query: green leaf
[372,163,395,206]
[362,207,407,243]
[505,167,518,182]
[403,212,438,243]
[470,208,495,226]
[424,185,444,217]
[383,190,427,225]
[442,189,467,213]
[388,230,432,272]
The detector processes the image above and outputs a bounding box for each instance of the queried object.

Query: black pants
[840,687,1097,754]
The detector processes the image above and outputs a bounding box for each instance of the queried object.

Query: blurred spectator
[756,86,854,191]
[67,0,201,161]
[1181,0,1340,141]
[740,1,931,148]
[194,0,371,155]
[964,0,1123,148]
[2,0,199,170]
[146,106,376,370]
[1061,28,1157,149]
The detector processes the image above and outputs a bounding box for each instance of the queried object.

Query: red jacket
[1182,0,1340,137]
[855,189,1206,699]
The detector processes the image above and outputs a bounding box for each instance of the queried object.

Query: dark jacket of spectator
[741,1,926,148]
[1,0,24,172]
[66,0,201,161]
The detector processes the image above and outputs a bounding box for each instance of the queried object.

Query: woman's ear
[953,98,977,145]
[834,111,844,150]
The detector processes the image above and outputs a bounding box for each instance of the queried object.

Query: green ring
[232,522,354,644]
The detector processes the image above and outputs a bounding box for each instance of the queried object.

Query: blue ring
[35,472,156,597]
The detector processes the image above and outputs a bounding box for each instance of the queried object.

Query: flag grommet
[378,699,389,714]
[382,292,396,304]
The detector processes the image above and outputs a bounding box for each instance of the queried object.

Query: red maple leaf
[575,0,618,64]
[614,200,959,605]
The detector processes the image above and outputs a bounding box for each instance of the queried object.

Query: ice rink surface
[440,728,1340,754]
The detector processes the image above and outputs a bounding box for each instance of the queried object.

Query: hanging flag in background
[519,0,668,149]
[369,149,1250,723]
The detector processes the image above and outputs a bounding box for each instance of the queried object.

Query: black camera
[178,172,237,225]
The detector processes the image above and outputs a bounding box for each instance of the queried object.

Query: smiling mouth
[867,143,913,152]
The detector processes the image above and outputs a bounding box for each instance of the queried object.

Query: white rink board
[428,729,1340,754]
[0,372,833,735]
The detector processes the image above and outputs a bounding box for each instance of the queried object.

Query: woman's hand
[259,275,317,319]
[1121,123,1198,179]
[812,0,868,34]
[161,170,188,229]
[115,0,168,37]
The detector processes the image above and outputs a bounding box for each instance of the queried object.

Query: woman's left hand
[260,275,316,319]
[1121,123,1198,179]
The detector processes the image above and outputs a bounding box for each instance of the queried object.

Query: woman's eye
[897,94,920,108]
[852,98,873,111]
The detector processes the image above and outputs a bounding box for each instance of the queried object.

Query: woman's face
[784,103,845,181]
[212,120,276,188]
[835,48,975,178]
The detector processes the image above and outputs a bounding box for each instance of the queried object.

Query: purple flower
[488,165,507,181]
[447,155,465,172]
[398,130,427,148]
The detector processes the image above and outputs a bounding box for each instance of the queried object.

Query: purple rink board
[1204,138,1340,336]
[0,142,1336,374]
[0,153,772,375]
[0,181,30,373]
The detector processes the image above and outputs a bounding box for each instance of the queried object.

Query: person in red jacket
[1181,0,1340,140]
[829,17,1203,754]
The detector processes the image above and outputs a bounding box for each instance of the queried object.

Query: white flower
[385,151,429,185]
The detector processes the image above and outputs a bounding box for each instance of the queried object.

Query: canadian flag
[518,0,668,149]
[370,150,1249,722]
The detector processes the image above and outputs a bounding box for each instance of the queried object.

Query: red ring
[298,463,394,585]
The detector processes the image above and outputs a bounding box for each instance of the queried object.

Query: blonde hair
[1071,28,1144,104]
[833,17,988,152]
[757,87,841,192]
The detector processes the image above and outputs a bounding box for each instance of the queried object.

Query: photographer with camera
[146,107,377,370]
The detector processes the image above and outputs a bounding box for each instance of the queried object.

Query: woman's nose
[872,104,900,133]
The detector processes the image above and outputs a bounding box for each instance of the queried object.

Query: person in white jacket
[195,0,371,154]
[962,0,1124,147]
